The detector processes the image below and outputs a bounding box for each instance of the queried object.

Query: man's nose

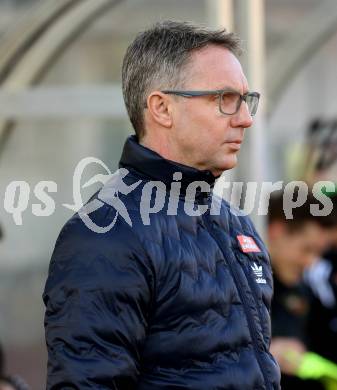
[230,101,254,129]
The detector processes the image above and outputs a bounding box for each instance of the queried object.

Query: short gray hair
[122,20,242,139]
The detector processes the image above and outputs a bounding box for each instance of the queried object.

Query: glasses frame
[161,89,260,116]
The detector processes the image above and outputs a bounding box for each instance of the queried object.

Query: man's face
[169,45,253,176]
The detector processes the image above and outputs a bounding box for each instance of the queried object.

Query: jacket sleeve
[43,213,154,390]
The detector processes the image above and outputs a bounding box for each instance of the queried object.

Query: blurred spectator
[268,192,336,389]
[305,194,337,365]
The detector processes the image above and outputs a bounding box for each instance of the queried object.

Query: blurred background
[0,0,337,389]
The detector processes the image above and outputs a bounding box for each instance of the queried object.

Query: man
[268,193,335,389]
[43,21,280,389]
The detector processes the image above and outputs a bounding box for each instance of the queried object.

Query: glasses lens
[220,92,241,115]
[245,93,259,116]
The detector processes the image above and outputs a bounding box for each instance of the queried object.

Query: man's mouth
[226,140,242,150]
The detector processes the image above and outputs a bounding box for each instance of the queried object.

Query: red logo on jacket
[237,235,261,253]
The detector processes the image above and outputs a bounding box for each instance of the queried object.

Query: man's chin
[211,158,238,176]
[221,156,238,171]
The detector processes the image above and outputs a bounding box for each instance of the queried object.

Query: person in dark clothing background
[304,194,337,365]
[268,192,337,389]
[43,21,280,389]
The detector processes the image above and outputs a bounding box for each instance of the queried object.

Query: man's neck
[139,132,219,176]
[140,135,172,161]
[140,135,198,170]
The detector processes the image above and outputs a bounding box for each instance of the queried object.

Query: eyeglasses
[161,89,260,116]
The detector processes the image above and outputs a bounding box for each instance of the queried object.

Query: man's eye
[221,92,239,103]
[220,93,239,112]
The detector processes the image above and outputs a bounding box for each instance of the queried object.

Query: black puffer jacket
[43,135,281,389]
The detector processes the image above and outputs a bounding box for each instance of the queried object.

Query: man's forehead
[215,77,250,94]
[186,45,249,91]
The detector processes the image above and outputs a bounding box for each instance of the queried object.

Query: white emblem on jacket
[251,262,267,284]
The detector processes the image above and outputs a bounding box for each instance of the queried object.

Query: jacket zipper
[202,208,272,390]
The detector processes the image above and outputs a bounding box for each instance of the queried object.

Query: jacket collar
[119,135,218,198]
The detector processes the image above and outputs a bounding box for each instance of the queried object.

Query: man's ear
[146,91,173,128]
